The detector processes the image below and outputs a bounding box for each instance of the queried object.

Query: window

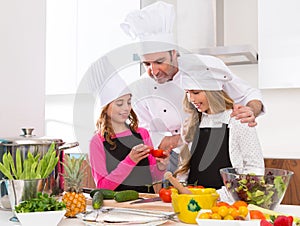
[45,0,140,152]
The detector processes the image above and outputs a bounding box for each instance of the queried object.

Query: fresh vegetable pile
[224,171,287,209]
[15,192,65,213]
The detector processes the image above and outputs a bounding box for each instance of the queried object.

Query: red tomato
[159,188,172,203]
[150,148,166,158]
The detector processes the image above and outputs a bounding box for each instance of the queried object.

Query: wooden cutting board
[86,193,174,212]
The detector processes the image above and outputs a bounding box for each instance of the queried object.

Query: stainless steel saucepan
[0,128,79,202]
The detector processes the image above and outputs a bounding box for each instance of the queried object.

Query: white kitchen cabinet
[0,0,46,137]
[258,0,300,89]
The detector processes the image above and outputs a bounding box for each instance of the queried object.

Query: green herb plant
[15,192,66,213]
[0,142,59,180]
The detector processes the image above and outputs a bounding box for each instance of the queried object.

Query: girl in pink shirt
[89,93,169,193]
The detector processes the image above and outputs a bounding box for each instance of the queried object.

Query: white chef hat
[120,1,176,55]
[180,54,233,91]
[86,56,131,108]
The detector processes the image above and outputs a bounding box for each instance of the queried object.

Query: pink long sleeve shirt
[89,128,165,189]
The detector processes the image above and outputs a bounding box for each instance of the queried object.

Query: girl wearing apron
[90,94,170,193]
[174,60,264,189]
[88,57,170,193]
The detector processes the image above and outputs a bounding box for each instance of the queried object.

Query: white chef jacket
[129,72,186,152]
[129,54,264,151]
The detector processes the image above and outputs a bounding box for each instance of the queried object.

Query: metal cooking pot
[0,128,79,198]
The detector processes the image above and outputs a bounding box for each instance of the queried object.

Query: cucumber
[114,190,139,202]
[90,189,115,199]
[92,191,104,209]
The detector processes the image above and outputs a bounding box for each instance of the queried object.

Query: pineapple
[62,154,87,217]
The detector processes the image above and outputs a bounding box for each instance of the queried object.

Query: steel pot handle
[58,142,79,151]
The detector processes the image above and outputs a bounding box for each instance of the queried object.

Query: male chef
[120,1,264,174]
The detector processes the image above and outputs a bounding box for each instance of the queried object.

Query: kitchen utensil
[164,171,192,194]
[130,197,161,204]
[171,187,219,224]
[79,207,177,224]
[82,187,93,194]
[0,128,79,196]
[220,167,294,210]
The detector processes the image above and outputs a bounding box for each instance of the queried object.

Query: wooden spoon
[164,171,192,194]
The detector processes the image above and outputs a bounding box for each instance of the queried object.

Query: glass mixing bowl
[219,167,293,210]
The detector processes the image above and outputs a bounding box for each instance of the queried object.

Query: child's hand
[129,144,150,163]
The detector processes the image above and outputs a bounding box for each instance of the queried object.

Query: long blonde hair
[96,104,139,150]
[174,90,234,177]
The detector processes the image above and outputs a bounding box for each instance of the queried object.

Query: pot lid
[0,128,64,146]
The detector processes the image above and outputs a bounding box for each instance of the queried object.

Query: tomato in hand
[159,188,172,203]
[150,148,166,158]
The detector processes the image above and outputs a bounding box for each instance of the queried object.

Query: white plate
[78,208,173,225]
[196,218,260,226]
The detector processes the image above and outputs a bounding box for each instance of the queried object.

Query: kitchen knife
[130,197,161,204]
[82,187,93,194]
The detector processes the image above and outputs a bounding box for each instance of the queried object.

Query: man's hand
[158,134,182,150]
[231,104,257,127]
[231,100,263,127]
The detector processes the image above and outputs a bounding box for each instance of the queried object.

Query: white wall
[0,0,46,137]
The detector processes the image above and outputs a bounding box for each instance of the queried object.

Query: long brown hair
[96,104,139,150]
[174,90,234,177]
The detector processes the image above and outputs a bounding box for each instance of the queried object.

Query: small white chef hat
[180,54,233,91]
[86,56,131,108]
[120,1,176,55]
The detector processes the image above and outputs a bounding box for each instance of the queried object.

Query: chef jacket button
[163,109,167,112]
[175,130,178,133]
[154,86,157,89]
